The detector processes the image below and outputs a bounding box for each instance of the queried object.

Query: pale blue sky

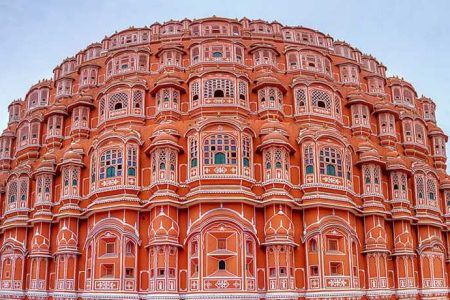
[0,0,449,140]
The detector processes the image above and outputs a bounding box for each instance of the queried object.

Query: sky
[0,0,449,151]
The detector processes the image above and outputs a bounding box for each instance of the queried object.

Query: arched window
[352,104,370,127]
[151,148,178,183]
[218,260,226,270]
[427,177,437,203]
[132,90,143,111]
[242,136,251,168]
[416,175,425,201]
[126,241,134,256]
[295,88,307,113]
[238,81,248,105]
[243,157,249,167]
[415,123,426,145]
[258,87,283,111]
[91,155,97,184]
[379,113,395,136]
[100,149,123,179]
[393,87,402,103]
[127,146,137,177]
[362,164,381,194]
[8,181,17,204]
[286,52,297,69]
[61,167,79,198]
[365,170,371,183]
[106,166,115,178]
[204,78,234,98]
[319,147,342,177]
[214,152,226,164]
[403,120,413,142]
[326,164,336,176]
[169,152,176,171]
[335,96,342,119]
[264,147,290,181]
[109,92,128,113]
[311,89,331,110]
[99,98,106,120]
[191,80,200,107]
[309,239,317,252]
[190,139,198,169]
[191,47,200,63]
[214,90,224,98]
[204,134,237,165]
[345,154,352,181]
[403,89,413,106]
[159,151,167,170]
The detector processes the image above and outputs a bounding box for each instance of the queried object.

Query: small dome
[63,150,82,161]
[388,77,415,92]
[260,120,286,135]
[346,88,363,99]
[440,177,450,190]
[258,131,294,153]
[146,129,182,154]
[50,103,67,113]
[373,100,398,116]
[264,209,294,244]
[45,103,68,118]
[69,141,84,153]
[418,96,435,104]
[386,154,410,172]
[36,153,56,170]
[252,73,286,93]
[261,131,288,144]
[152,132,179,145]
[428,124,446,138]
[385,150,399,158]
[42,152,56,161]
[359,148,380,161]
[2,129,15,137]
[357,139,375,152]
[153,122,180,136]
[148,208,179,246]
[155,74,183,85]
[150,75,185,95]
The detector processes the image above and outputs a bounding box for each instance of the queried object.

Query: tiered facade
[0,16,449,300]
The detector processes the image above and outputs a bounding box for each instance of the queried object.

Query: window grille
[203,134,237,165]
[203,78,234,98]
[319,147,342,177]
[100,149,123,179]
[311,89,331,109]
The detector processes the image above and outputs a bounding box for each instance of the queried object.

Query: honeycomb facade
[0,16,449,300]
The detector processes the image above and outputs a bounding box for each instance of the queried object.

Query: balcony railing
[56,279,74,290]
[399,277,415,288]
[30,279,46,290]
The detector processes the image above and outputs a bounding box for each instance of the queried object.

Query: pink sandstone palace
[0,16,449,300]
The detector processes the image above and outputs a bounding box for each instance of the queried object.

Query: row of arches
[1,212,447,295]
[2,125,447,213]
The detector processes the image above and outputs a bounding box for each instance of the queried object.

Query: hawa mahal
[0,16,449,300]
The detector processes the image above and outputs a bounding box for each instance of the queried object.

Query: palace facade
[0,16,449,300]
